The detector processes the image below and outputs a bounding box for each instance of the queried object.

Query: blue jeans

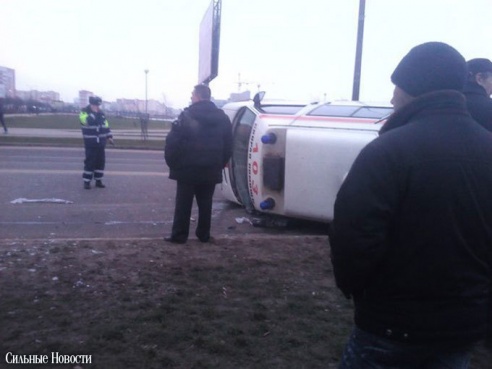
[339,327,472,369]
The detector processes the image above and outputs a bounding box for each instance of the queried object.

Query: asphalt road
[0,146,254,241]
[0,146,326,241]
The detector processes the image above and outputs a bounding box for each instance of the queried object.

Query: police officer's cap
[89,96,102,106]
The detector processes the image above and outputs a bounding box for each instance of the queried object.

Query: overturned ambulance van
[220,93,393,222]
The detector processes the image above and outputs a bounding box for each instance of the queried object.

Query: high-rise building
[0,66,16,98]
[78,90,94,108]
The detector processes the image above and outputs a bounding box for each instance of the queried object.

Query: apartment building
[0,66,16,98]
[16,89,60,102]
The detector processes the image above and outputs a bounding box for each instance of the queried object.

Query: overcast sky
[0,0,491,108]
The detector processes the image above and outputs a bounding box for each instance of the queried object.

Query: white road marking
[0,169,168,176]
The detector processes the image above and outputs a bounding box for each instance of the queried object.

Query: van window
[261,105,306,115]
[308,105,360,117]
[308,104,392,119]
[353,107,393,118]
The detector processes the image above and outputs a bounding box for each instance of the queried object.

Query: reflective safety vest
[79,106,112,146]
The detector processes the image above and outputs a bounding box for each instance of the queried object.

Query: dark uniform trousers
[83,145,106,183]
[171,181,216,242]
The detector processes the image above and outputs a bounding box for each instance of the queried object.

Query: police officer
[79,96,113,189]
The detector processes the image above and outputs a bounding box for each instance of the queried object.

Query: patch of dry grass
[0,238,489,368]
[0,237,351,369]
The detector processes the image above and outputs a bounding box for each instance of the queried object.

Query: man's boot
[95,180,106,188]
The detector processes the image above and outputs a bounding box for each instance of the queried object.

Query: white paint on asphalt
[11,198,73,204]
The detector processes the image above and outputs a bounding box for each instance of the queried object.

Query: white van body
[220,98,392,222]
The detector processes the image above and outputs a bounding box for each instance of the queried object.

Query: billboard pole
[352,0,366,101]
[211,0,222,84]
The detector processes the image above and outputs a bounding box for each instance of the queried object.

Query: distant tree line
[1,96,179,119]
[0,96,79,114]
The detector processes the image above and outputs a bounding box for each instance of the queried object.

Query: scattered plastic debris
[235,217,253,225]
[10,198,73,204]
[73,280,87,288]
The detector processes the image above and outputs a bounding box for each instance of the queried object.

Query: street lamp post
[352,0,366,101]
[142,69,149,140]
[144,69,149,115]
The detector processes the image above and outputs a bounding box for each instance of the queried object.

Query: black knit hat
[467,58,492,76]
[391,42,467,97]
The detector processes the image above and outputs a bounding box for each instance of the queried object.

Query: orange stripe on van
[258,114,381,123]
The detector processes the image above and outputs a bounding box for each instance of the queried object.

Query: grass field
[3,113,173,130]
[0,114,170,150]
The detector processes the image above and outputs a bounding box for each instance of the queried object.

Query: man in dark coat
[331,42,492,368]
[164,84,233,244]
[463,58,492,131]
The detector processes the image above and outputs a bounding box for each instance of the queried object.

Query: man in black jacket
[331,42,492,368]
[0,98,7,133]
[164,84,233,244]
[463,58,492,131]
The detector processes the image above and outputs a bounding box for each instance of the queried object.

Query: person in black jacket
[164,84,233,244]
[0,98,7,133]
[464,58,492,345]
[331,42,492,369]
[79,96,113,189]
[463,58,492,131]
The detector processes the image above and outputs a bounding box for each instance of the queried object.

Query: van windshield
[308,104,393,119]
[261,105,307,115]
